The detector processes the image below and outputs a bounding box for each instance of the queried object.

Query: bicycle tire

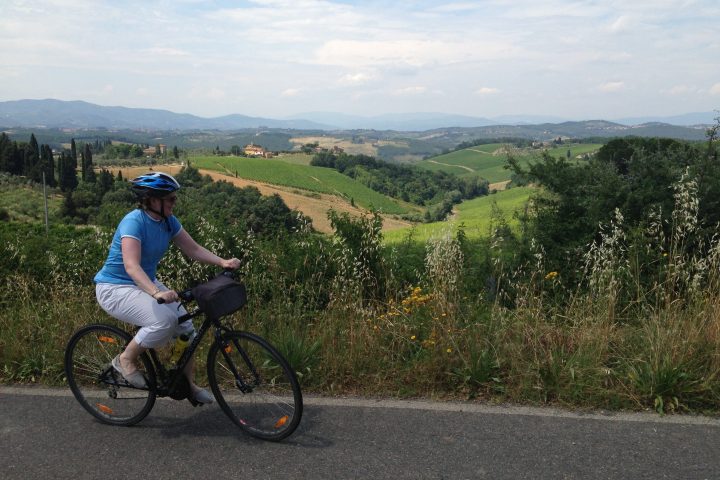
[64,324,156,426]
[207,331,303,441]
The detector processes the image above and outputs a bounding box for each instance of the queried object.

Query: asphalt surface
[1,386,719,479]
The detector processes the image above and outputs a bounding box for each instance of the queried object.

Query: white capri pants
[96,282,195,348]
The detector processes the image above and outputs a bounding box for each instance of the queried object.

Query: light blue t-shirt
[94,209,182,284]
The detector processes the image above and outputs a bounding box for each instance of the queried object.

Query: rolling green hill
[384,186,535,243]
[190,155,410,214]
[418,143,602,183]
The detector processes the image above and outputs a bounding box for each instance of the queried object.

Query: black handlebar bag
[191,273,247,319]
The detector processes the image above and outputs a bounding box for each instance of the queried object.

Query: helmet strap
[144,198,170,231]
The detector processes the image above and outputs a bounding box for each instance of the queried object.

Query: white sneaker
[111,355,148,389]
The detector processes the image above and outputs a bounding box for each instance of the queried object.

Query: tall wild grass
[1,171,719,413]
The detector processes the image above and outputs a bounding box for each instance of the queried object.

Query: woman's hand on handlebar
[154,289,179,304]
[220,257,242,270]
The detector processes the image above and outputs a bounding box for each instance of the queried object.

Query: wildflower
[410,335,416,340]
[544,271,558,280]
[446,348,453,353]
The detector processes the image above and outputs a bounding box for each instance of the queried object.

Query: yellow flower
[410,335,416,340]
[544,271,558,280]
[446,348,453,353]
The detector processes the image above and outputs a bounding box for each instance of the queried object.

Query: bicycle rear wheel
[64,324,156,426]
[207,331,303,441]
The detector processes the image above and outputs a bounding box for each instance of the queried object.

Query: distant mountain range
[0,98,716,133]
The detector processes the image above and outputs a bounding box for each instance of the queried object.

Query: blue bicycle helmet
[131,172,181,198]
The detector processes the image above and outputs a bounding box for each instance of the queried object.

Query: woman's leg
[119,338,147,375]
[96,282,178,370]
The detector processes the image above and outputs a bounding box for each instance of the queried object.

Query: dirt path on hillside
[426,159,475,173]
[106,165,413,233]
[489,180,511,191]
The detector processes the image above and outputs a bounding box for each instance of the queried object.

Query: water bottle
[170,334,190,363]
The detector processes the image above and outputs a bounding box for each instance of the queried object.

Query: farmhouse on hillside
[244,143,266,156]
[143,144,167,156]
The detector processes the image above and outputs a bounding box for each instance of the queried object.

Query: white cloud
[667,85,691,95]
[339,72,376,86]
[314,39,518,68]
[598,81,625,93]
[1,0,719,119]
[475,87,500,95]
[188,87,226,101]
[393,86,427,96]
[144,47,190,57]
[609,15,633,33]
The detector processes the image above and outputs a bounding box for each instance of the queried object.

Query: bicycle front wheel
[208,331,303,441]
[64,324,156,426]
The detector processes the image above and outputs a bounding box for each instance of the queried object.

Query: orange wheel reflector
[224,345,232,353]
[274,415,289,429]
[96,403,114,414]
[98,336,116,344]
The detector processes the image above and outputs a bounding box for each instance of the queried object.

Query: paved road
[1,386,719,479]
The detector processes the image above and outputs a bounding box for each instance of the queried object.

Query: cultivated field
[189,156,409,215]
[105,164,414,234]
[289,136,410,158]
[419,143,602,183]
[384,186,535,243]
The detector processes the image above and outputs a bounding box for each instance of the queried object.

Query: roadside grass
[384,187,535,243]
[190,155,408,214]
[3,169,720,414]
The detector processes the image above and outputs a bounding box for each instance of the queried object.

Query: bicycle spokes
[208,331,302,441]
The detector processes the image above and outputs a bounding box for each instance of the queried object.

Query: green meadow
[384,186,535,243]
[190,155,409,214]
[419,143,603,183]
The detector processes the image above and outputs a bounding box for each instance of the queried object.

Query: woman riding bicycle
[93,171,241,404]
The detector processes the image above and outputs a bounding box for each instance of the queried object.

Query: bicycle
[64,271,303,441]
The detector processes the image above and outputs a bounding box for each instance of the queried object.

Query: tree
[24,134,40,181]
[70,138,78,169]
[82,143,96,182]
[58,151,79,192]
[97,169,114,197]
[40,144,56,187]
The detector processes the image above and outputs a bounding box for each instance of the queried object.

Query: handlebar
[156,269,238,304]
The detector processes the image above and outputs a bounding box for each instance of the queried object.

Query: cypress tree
[25,134,40,180]
[58,151,78,192]
[70,139,78,169]
[0,133,9,173]
[40,144,56,187]
[83,143,96,182]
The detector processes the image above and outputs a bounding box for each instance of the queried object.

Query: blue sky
[1,0,718,120]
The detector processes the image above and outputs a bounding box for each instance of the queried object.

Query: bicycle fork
[216,333,259,394]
